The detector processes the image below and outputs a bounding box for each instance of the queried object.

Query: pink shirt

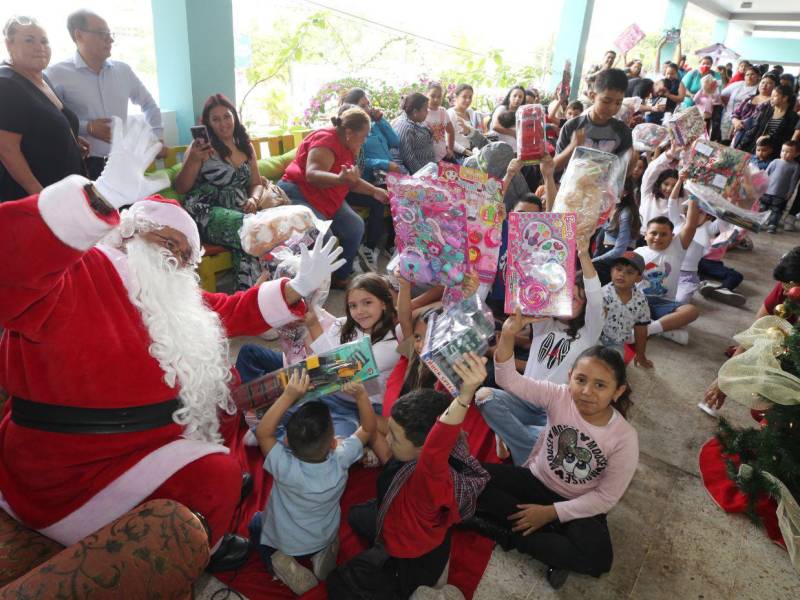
[494,357,639,522]
[425,106,450,162]
[693,90,721,118]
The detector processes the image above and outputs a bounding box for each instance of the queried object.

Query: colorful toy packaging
[614,23,645,53]
[504,212,578,317]
[666,106,706,148]
[632,122,669,152]
[420,294,496,395]
[685,181,768,232]
[232,336,379,412]
[387,173,468,286]
[683,139,751,204]
[239,205,321,257]
[516,103,547,164]
[552,146,623,238]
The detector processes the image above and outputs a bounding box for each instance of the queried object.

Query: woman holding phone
[176,93,264,290]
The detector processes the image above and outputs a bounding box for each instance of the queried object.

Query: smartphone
[190,125,209,145]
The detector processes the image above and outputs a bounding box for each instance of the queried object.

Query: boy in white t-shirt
[634,172,701,345]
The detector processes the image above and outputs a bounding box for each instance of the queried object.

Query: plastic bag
[666,106,706,148]
[615,97,641,125]
[504,212,577,317]
[387,173,468,286]
[632,123,669,152]
[239,205,323,257]
[683,139,751,203]
[685,181,768,232]
[232,336,380,412]
[516,104,547,164]
[412,162,440,180]
[552,146,622,238]
[420,294,495,395]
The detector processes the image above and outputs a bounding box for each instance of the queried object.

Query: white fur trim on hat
[127,199,201,264]
[38,175,120,251]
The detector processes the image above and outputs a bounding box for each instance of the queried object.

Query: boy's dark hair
[391,389,451,448]
[286,401,334,461]
[594,68,628,94]
[573,346,633,418]
[497,110,516,128]
[567,100,584,112]
[647,215,675,231]
[516,193,543,210]
[774,247,800,283]
[784,140,799,152]
[756,138,773,148]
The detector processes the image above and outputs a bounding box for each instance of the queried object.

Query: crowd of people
[1,10,800,600]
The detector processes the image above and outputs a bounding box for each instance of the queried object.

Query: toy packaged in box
[685,181,768,232]
[666,106,705,148]
[516,104,547,164]
[232,336,379,412]
[683,139,751,203]
[387,173,468,287]
[504,212,577,317]
[632,123,669,152]
[421,294,495,395]
[552,146,622,238]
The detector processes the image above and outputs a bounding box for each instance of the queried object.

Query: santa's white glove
[289,234,345,297]
[94,116,169,209]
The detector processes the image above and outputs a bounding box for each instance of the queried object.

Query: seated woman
[279,106,388,288]
[0,16,87,201]
[392,92,435,175]
[447,83,487,158]
[176,94,264,290]
[490,86,526,137]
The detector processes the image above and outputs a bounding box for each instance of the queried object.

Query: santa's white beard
[125,238,234,443]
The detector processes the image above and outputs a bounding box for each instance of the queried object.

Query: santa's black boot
[193,510,251,573]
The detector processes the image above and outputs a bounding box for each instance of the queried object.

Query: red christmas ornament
[788,286,800,303]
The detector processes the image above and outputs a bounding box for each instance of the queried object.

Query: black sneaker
[546,566,569,589]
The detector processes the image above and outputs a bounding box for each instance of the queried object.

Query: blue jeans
[346,192,385,249]
[697,258,743,291]
[278,180,365,279]
[476,388,548,467]
[235,344,284,383]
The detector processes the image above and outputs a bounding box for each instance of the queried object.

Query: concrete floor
[196,233,800,599]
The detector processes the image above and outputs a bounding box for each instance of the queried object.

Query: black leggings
[476,463,613,577]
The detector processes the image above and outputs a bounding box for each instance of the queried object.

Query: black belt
[11,397,181,434]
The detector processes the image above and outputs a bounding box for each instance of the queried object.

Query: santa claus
[0,117,344,571]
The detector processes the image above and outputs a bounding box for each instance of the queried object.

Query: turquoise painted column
[549,0,595,99]
[662,0,688,67]
[151,0,236,144]
[712,18,729,45]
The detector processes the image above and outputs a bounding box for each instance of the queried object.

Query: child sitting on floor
[600,252,653,368]
[471,322,638,590]
[327,353,490,600]
[249,371,376,595]
[635,171,702,345]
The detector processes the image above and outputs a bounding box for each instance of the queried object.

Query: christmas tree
[715,284,800,523]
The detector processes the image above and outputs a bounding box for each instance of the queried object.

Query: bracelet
[455,398,470,409]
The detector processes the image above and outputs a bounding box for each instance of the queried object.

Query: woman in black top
[736,83,798,157]
[0,16,87,201]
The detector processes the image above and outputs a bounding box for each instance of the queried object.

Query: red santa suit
[0,175,305,546]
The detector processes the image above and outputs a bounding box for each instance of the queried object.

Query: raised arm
[397,275,413,340]
[676,174,700,250]
[255,370,309,455]
[342,382,377,446]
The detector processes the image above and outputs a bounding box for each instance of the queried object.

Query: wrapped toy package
[239,205,321,257]
[504,212,578,317]
[387,173,468,286]
[552,146,623,238]
[232,337,379,412]
[614,97,641,125]
[632,123,669,152]
[685,181,768,232]
[667,106,706,148]
[683,139,751,204]
[420,294,496,395]
[516,104,547,164]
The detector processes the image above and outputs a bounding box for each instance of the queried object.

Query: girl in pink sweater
[468,310,639,589]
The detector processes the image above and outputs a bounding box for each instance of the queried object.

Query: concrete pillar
[549,0,595,99]
[713,18,729,45]
[662,0,688,68]
[150,0,236,144]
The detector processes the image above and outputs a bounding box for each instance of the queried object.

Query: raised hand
[289,234,345,297]
[283,370,311,403]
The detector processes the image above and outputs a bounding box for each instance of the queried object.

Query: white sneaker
[259,328,280,341]
[358,245,378,272]
[659,328,689,345]
[270,551,318,595]
[311,538,339,581]
[785,215,797,231]
[704,287,746,307]
[410,584,466,600]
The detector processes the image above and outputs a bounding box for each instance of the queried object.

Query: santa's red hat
[126,196,202,264]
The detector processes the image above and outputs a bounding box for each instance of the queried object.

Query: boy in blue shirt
[249,371,375,595]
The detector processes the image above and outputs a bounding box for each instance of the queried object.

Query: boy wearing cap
[601,252,653,368]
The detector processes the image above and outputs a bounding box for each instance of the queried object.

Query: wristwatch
[83,183,114,216]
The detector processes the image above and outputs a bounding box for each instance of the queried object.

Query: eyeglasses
[151,233,192,265]
[3,15,39,39]
[80,28,114,40]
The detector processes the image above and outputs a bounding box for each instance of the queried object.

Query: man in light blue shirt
[46,10,163,178]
